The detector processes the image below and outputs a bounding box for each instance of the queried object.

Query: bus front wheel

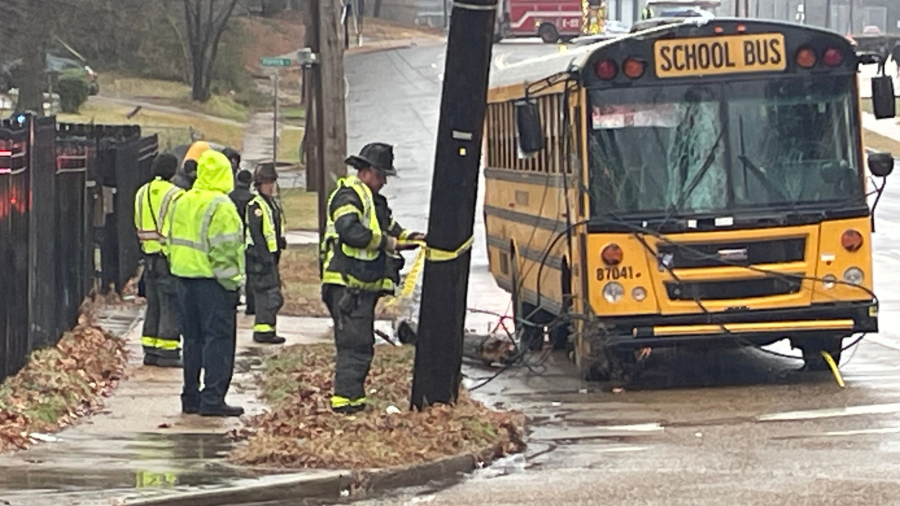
[791,336,844,372]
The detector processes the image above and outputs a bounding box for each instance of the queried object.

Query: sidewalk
[0,305,398,506]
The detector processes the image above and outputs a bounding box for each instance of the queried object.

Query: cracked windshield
[588,76,863,218]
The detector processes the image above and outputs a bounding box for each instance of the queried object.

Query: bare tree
[0,0,66,114]
[183,0,242,102]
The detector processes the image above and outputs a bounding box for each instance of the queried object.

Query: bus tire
[549,260,573,351]
[538,23,559,44]
[510,250,543,351]
[794,336,844,372]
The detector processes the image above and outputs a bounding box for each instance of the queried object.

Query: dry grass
[280,188,318,231]
[57,100,244,151]
[277,127,304,165]
[228,343,525,470]
[98,73,251,123]
[280,246,329,318]
[864,129,900,156]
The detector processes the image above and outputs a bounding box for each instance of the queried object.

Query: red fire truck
[494,0,604,43]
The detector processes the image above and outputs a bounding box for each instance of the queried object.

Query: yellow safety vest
[320,175,393,293]
[246,195,285,253]
[165,151,245,291]
[134,178,183,255]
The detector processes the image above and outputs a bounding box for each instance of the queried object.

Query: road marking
[597,423,664,432]
[781,427,900,439]
[844,374,900,382]
[595,445,649,453]
[756,402,900,422]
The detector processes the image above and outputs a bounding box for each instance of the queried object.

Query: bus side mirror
[515,99,543,155]
[872,76,896,119]
[868,151,894,178]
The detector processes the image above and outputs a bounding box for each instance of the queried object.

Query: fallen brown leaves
[0,322,127,453]
[228,343,525,470]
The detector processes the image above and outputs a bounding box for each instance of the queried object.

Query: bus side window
[515,99,543,155]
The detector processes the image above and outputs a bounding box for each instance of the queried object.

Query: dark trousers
[323,284,378,401]
[177,278,239,409]
[248,263,284,335]
[142,255,181,359]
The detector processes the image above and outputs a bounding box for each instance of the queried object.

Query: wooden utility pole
[410,0,497,410]
[303,0,348,242]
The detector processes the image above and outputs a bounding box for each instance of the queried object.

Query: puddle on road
[0,433,266,494]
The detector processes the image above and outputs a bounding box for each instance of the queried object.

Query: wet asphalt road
[336,41,900,505]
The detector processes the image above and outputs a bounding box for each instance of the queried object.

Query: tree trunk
[14,42,46,115]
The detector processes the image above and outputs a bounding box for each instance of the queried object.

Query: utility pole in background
[302,0,348,242]
[410,0,497,410]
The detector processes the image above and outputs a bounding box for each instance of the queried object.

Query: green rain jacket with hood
[164,150,245,291]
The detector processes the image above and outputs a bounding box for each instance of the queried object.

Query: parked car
[0,40,99,96]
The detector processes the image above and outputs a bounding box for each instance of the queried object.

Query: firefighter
[166,149,245,417]
[320,142,424,414]
[245,164,287,344]
[222,147,242,176]
[173,141,211,190]
[229,169,256,316]
[134,153,184,368]
[641,6,652,19]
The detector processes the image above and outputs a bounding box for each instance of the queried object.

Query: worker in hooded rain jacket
[320,142,424,414]
[229,169,256,316]
[165,149,245,417]
[134,153,184,368]
[245,163,287,344]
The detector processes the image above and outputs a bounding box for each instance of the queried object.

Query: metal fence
[0,115,158,381]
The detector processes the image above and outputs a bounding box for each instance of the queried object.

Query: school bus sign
[654,33,786,78]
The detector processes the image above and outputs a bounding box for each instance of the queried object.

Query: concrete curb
[117,454,480,506]
[120,471,352,506]
[347,37,445,56]
[363,453,477,493]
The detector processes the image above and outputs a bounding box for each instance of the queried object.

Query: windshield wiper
[737,155,791,203]
[656,127,726,231]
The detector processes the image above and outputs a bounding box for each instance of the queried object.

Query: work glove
[385,236,399,253]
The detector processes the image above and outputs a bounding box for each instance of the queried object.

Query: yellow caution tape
[398,236,474,262]
[382,236,473,310]
[821,351,845,388]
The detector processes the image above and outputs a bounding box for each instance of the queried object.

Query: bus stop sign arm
[410,0,498,410]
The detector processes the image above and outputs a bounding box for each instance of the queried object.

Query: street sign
[261,57,292,67]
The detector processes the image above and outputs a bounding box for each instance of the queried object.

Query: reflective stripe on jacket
[320,175,392,293]
[245,194,284,253]
[134,178,183,255]
[165,150,245,291]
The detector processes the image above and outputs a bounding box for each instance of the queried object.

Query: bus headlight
[603,282,625,303]
[632,286,647,301]
[822,274,836,289]
[843,267,864,286]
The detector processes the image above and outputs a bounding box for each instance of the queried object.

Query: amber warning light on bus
[602,243,623,265]
[841,229,863,252]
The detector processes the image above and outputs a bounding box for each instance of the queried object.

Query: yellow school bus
[483,18,897,382]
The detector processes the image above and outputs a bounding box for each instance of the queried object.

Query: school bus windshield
[587,75,863,219]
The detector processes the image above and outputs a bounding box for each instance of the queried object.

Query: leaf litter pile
[0,317,127,452]
[229,343,526,469]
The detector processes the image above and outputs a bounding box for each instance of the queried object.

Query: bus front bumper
[602,301,878,349]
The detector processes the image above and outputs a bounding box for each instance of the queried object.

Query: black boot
[200,404,245,417]
[253,332,286,344]
[332,404,366,415]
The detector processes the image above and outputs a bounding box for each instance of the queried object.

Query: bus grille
[665,274,803,301]
[656,238,806,269]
